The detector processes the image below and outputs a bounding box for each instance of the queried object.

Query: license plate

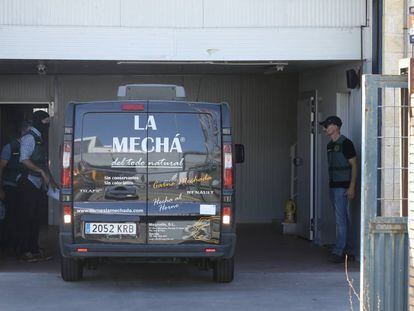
[85,222,136,235]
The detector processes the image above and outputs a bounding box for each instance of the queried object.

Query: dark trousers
[17,178,43,254]
[1,185,19,251]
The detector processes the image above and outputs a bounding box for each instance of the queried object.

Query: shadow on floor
[0,224,358,277]
[0,225,360,311]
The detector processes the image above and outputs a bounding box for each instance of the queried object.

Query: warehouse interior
[0,60,362,250]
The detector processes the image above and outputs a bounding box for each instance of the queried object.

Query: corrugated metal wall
[204,0,366,28]
[0,76,53,101]
[369,218,408,311]
[0,74,298,225]
[0,0,365,28]
[0,0,365,61]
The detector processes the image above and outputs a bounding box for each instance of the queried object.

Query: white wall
[0,0,366,61]
[0,0,366,27]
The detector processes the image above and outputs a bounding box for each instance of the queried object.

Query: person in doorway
[0,121,31,254]
[18,111,57,262]
[319,116,357,264]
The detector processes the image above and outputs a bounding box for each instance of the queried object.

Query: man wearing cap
[0,121,31,254]
[18,110,56,262]
[319,116,357,263]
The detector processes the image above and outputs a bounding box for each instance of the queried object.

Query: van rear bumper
[60,232,236,259]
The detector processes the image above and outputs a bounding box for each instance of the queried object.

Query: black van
[60,85,244,282]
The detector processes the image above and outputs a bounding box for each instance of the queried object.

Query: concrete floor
[0,225,359,311]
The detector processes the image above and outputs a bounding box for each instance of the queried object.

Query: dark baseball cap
[319,116,342,128]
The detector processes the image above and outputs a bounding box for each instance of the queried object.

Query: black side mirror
[235,144,245,164]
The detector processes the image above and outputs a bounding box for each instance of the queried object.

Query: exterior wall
[380,3,411,308]
[409,93,414,311]
[383,0,406,75]
[299,62,362,246]
[0,0,366,27]
[382,0,407,216]
[0,73,298,225]
[0,0,366,61]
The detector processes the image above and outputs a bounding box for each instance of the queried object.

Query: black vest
[3,139,22,185]
[23,130,47,177]
[327,135,352,183]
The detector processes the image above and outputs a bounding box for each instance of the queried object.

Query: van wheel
[61,257,83,281]
[213,257,234,283]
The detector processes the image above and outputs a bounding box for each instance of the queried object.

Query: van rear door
[147,102,222,245]
[72,103,148,244]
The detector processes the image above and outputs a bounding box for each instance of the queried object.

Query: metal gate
[361,74,408,310]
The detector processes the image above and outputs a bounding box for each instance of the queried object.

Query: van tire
[61,257,83,281]
[213,257,234,283]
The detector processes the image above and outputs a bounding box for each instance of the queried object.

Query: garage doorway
[0,102,52,226]
[0,61,362,254]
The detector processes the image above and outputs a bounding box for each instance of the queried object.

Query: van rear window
[73,112,221,202]
[79,113,148,170]
[146,112,221,207]
[78,112,218,168]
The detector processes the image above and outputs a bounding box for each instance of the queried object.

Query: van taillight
[122,104,145,111]
[62,142,72,188]
[63,205,72,224]
[223,144,233,189]
[222,206,231,225]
